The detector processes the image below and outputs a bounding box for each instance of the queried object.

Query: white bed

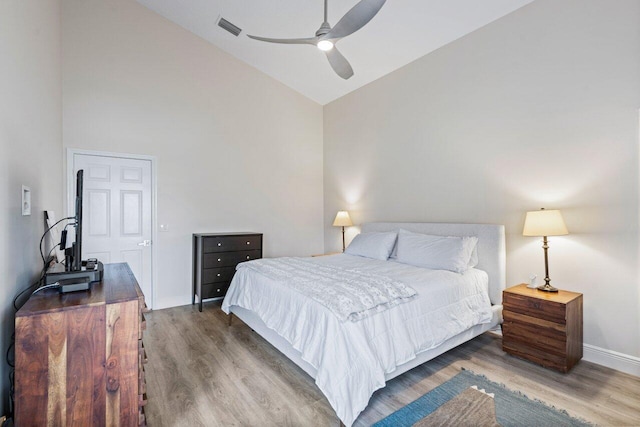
[222,222,506,426]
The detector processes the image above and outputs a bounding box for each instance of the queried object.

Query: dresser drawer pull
[217,258,221,262]
[246,241,251,245]
[529,301,542,309]
[217,273,221,277]
[216,288,221,293]
[246,255,250,259]
[217,243,222,247]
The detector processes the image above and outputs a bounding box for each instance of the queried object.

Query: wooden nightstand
[502,284,583,373]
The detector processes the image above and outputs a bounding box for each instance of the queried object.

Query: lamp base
[537,284,559,292]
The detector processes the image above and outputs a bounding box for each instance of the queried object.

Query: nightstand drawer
[504,292,566,324]
[202,267,236,284]
[502,321,567,355]
[503,310,566,332]
[203,235,262,253]
[203,250,262,268]
[502,339,569,372]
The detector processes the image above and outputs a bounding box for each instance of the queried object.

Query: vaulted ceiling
[136,0,534,105]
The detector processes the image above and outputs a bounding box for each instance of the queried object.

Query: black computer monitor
[69,169,83,271]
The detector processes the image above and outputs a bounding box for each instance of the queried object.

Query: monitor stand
[44,261,104,292]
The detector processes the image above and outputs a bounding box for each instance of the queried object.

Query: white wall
[62,0,324,309]
[324,0,640,364]
[0,0,63,415]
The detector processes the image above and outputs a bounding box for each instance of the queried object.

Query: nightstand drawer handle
[217,273,221,277]
[529,301,542,309]
[217,243,222,247]
[246,255,250,260]
[216,288,221,293]
[217,258,221,262]
[246,241,251,245]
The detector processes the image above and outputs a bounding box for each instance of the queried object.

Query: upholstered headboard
[361,222,506,305]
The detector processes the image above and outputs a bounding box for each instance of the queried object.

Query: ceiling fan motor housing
[315,22,332,38]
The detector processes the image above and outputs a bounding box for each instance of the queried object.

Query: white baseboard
[154,295,225,310]
[583,344,640,377]
[154,295,191,310]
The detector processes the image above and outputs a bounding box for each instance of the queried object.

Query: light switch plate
[22,185,31,216]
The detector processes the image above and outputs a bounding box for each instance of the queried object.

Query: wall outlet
[159,224,169,232]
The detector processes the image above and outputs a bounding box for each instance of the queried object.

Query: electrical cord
[6,273,43,425]
[39,216,74,266]
[12,268,45,312]
[31,283,61,295]
[46,243,60,262]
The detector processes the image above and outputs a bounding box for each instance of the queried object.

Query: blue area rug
[373,369,592,427]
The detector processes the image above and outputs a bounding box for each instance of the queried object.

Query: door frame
[66,148,158,309]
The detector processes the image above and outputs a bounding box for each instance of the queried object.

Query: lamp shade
[522,209,568,237]
[333,211,353,227]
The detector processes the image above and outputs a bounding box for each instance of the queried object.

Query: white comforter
[221,254,493,426]
[236,257,417,321]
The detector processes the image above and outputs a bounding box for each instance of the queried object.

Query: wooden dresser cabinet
[15,263,149,426]
[502,284,583,373]
[193,232,263,312]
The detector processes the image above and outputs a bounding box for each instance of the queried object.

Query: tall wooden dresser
[192,232,262,312]
[15,263,149,426]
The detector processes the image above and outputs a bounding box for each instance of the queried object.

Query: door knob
[137,240,152,247]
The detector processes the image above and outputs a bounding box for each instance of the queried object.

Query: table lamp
[522,208,569,292]
[333,211,353,252]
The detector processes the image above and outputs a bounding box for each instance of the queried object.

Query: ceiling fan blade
[325,47,354,79]
[247,34,317,45]
[326,0,386,40]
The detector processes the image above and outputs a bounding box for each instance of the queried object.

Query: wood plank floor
[143,301,640,426]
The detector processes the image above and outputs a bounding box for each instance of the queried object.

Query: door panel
[87,190,110,237]
[121,191,142,236]
[72,153,153,306]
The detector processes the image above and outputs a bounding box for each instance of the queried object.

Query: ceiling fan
[247,0,386,80]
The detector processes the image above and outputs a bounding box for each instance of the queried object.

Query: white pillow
[467,241,479,268]
[396,229,478,273]
[390,231,477,267]
[344,231,398,260]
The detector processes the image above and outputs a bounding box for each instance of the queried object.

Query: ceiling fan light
[317,40,334,51]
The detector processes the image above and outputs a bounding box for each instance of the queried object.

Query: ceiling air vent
[217,17,242,37]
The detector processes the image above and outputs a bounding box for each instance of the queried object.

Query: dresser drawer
[139,406,146,426]
[503,292,566,324]
[203,250,262,268]
[202,267,236,284]
[201,282,230,299]
[203,235,262,253]
[139,364,146,394]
